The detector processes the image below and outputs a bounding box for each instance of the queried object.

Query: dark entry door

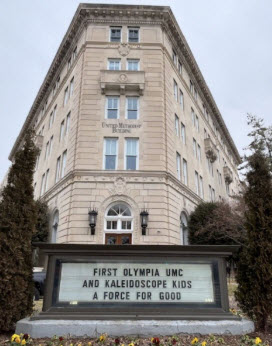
[105,233,132,245]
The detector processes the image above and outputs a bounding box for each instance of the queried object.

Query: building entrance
[105,233,132,245]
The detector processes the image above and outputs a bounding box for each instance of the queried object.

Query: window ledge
[101,70,145,95]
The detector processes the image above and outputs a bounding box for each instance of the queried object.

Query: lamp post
[140,210,149,235]
[88,209,98,235]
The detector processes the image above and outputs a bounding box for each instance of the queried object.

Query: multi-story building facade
[8,4,241,246]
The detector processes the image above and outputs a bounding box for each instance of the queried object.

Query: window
[125,138,138,170]
[175,114,179,136]
[40,173,46,196]
[35,153,40,171]
[110,27,121,42]
[55,156,61,182]
[179,89,184,109]
[108,59,121,70]
[183,159,188,186]
[64,87,69,106]
[173,79,178,101]
[67,57,71,70]
[181,123,186,144]
[207,158,214,176]
[49,111,54,129]
[106,97,119,119]
[69,77,74,97]
[128,28,139,42]
[45,141,49,160]
[193,138,197,158]
[191,108,195,126]
[178,60,182,74]
[52,84,56,96]
[73,46,77,61]
[51,210,59,243]
[105,203,133,231]
[190,80,198,100]
[60,120,65,141]
[104,138,118,170]
[199,176,204,198]
[127,59,139,71]
[45,169,49,192]
[65,112,71,135]
[61,150,67,178]
[197,144,201,162]
[49,136,53,156]
[195,171,199,195]
[176,152,181,180]
[195,115,199,132]
[180,212,189,245]
[209,185,212,201]
[126,97,139,119]
[172,50,177,65]
[212,188,215,201]
[56,76,60,89]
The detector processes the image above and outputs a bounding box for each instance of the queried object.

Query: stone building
[9,4,241,245]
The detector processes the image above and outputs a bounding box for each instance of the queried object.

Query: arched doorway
[104,202,133,244]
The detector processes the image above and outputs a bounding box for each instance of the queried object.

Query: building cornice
[9,4,240,164]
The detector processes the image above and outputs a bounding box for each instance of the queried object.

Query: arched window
[51,210,59,243]
[105,203,133,231]
[180,212,189,245]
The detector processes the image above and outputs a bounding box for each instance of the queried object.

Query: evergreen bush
[0,130,38,331]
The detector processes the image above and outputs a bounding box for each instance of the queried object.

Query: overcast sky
[0,0,271,181]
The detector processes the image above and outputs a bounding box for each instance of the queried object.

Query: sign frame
[32,244,239,321]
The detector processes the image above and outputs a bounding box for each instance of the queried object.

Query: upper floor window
[67,57,71,71]
[64,87,69,106]
[127,59,139,71]
[178,60,182,74]
[175,114,179,136]
[61,150,67,178]
[181,123,186,144]
[69,77,74,97]
[110,27,121,42]
[106,96,119,119]
[66,112,71,135]
[190,80,198,100]
[179,89,184,109]
[60,120,65,141]
[176,152,181,180]
[55,156,61,182]
[108,59,121,70]
[72,46,77,61]
[172,50,177,65]
[173,79,178,101]
[125,138,139,170]
[128,28,139,42]
[183,159,188,186]
[104,138,118,170]
[126,97,139,120]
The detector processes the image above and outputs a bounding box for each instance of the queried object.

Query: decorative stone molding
[223,166,233,184]
[100,70,145,95]
[118,43,131,56]
[34,134,44,150]
[108,176,131,195]
[204,138,218,163]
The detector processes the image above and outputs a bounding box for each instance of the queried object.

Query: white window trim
[126,59,140,71]
[176,152,181,180]
[124,138,139,170]
[103,138,118,170]
[127,27,140,43]
[104,202,133,233]
[109,27,122,43]
[105,96,120,119]
[126,96,139,120]
[108,59,121,70]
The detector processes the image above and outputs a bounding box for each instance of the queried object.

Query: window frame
[104,202,133,233]
[104,138,118,170]
[126,96,139,120]
[125,138,139,170]
[106,96,120,119]
[128,27,140,43]
[110,27,122,42]
[108,59,121,71]
[127,59,140,71]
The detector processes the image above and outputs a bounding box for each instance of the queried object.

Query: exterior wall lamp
[88,209,98,235]
[140,210,149,235]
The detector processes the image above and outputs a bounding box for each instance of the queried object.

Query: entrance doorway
[105,233,132,245]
